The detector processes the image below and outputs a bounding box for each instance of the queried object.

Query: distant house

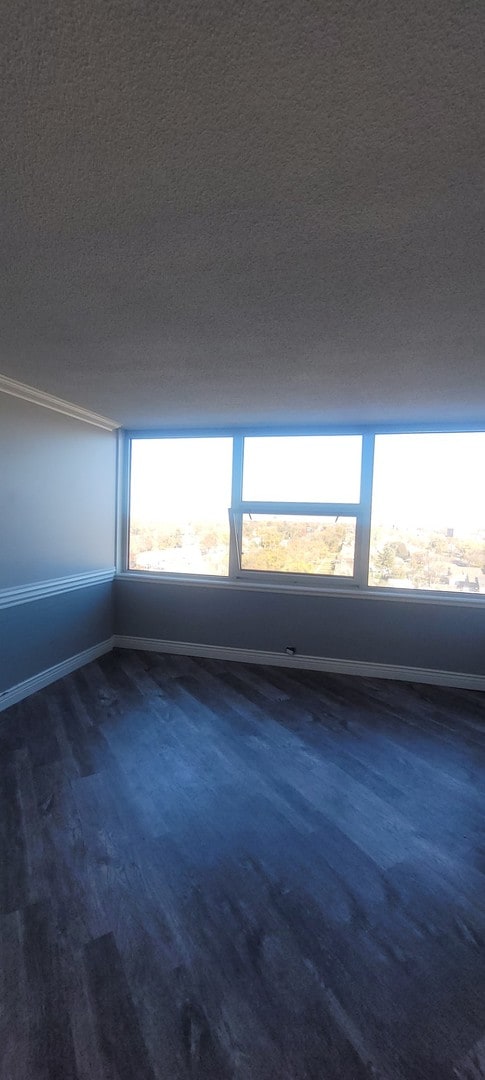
[454,575,480,593]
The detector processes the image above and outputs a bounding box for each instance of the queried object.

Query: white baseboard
[0,638,115,712]
[113,635,485,692]
[2,635,482,713]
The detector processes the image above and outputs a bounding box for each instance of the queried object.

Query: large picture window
[233,434,364,584]
[129,438,233,575]
[126,428,485,597]
[369,433,485,593]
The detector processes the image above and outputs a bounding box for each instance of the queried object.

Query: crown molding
[0,373,120,431]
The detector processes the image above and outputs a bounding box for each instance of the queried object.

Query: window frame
[229,432,372,588]
[121,423,485,603]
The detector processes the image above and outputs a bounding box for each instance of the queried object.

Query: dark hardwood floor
[0,649,484,1079]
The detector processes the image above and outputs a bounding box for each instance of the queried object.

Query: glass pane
[369,433,485,593]
[242,435,362,503]
[241,515,356,576]
[129,438,232,575]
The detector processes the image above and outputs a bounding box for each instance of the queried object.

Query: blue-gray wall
[0,394,116,588]
[0,393,117,694]
[0,584,113,692]
[115,577,485,678]
[2,387,483,696]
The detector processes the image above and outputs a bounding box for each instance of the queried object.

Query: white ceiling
[0,0,483,428]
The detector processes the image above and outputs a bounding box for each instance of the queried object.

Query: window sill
[115,571,485,607]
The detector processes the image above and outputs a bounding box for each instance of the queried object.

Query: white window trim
[121,425,485,604]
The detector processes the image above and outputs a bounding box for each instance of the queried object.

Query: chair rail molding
[0,568,116,610]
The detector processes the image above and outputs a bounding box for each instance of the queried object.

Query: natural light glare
[129,438,233,575]
[242,436,362,503]
[130,438,233,521]
[369,433,485,592]
[371,433,485,529]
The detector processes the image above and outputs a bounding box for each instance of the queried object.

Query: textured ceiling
[0,0,483,427]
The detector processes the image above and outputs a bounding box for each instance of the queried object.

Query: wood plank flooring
[0,649,484,1079]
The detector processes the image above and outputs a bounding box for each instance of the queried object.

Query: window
[240,515,357,576]
[129,438,233,575]
[126,428,485,598]
[234,434,364,583]
[369,433,485,593]
[242,436,362,503]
